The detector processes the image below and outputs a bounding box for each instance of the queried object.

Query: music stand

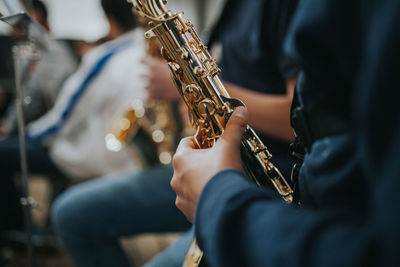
[0,11,49,267]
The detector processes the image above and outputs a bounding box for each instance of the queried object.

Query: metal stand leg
[13,43,40,267]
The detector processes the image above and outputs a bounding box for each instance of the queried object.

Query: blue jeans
[51,165,192,267]
[142,228,194,267]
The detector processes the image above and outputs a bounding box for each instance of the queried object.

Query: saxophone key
[179,47,189,60]
[198,99,216,117]
[193,66,205,77]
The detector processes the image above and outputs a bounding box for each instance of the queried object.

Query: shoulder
[86,29,145,61]
[93,30,147,88]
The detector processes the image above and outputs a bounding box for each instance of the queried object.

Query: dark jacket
[195,0,400,266]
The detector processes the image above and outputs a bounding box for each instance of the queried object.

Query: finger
[176,136,197,152]
[173,137,197,171]
[170,173,180,193]
[175,196,194,223]
[220,106,248,146]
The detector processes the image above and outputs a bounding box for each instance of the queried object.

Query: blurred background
[0,0,225,116]
[0,0,224,266]
[0,0,225,40]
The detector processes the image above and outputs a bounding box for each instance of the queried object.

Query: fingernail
[234,107,248,120]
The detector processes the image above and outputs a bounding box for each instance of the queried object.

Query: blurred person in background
[0,0,146,251]
[0,32,14,118]
[0,0,78,137]
[51,0,299,266]
[29,0,49,31]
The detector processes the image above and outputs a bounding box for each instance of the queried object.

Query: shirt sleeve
[195,168,394,267]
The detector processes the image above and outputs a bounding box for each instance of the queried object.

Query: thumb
[220,106,248,146]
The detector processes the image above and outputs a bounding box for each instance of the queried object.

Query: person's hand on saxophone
[141,55,194,135]
[141,56,181,101]
[170,107,248,222]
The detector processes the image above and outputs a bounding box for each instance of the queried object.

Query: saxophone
[106,28,180,166]
[130,0,294,266]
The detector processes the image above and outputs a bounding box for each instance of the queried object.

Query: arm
[194,171,381,267]
[225,77,295,142]
[171,107,396,267]
[142,56,295,142]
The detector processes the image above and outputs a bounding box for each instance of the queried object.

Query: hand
[170,107,248,222]
[141,56,181,101]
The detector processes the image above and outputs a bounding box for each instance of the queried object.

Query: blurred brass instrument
[130,0,294,266]
[105,26,180,166]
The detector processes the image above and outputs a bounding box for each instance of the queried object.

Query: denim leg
[143,227,194,267]
[51,165,191,267]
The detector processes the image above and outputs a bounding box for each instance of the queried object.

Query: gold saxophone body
[106,27,180,166]
[105,97,179,165]
[130,0,294,266]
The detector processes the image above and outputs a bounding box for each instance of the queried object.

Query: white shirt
[28,29,147,180]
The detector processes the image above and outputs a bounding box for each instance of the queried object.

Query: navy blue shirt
[195,0,400,266]
[208,0,298,175]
